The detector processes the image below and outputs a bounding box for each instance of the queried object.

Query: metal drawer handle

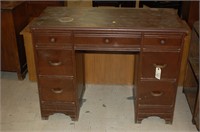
[50,37,56,43]
[48,61,62,66]
[104,38,110,44]
[51,88,63,94]
[160,39,165,44]
[153,64,167,69]
[151,91,163,97]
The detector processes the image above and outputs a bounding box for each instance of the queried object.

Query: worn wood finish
[1,1,29,79]
[30,7,189,123]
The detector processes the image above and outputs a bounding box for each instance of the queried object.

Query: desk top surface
[31,7,188,32]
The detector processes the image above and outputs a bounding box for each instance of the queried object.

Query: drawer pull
[51,88,63,94]
[48,61,62,66]
[151,91,163,97]
[153,64,167,69]
[50,37,56,43]
[104,38,110,44]
[160,39,165,44]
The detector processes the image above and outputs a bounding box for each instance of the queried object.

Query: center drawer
[39,77,75,102]
[36,49,74,76]
[75,33,141,44]
[74,33,141,50]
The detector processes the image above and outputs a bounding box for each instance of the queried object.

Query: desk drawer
[39,77,75,102]
[74,33,141,46]
[34,32,72,46]
[138,81,176,106]
[36,49,73,76]
[141,52,180,79]
[143,34,182,47]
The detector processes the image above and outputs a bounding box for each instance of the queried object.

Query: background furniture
[30,7,189,123]
[1,1,29,80]
[26,1,64,21]
[183,21,199,131]
[1,1,64,80]
[92,1,135,7]
[181,1,199,28]
[92,1,120,7]
[139,1,182,16]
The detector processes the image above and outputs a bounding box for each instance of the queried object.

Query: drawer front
[74,33,141,46]
[143,34,182,47]
[39,77,75,102]
[36,49,73,76]
[138,81,176,106]
[141,52,180,79]
[34,32,72,46]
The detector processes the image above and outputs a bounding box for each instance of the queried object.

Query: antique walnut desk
[30,7,190,124]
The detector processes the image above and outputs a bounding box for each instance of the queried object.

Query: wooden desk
[30,7,189,124]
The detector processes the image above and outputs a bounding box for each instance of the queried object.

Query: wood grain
[178,22,191,85]
[20,24,37,81]
[84,53,135,85]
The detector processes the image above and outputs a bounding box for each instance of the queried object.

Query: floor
[1,71,198,132]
